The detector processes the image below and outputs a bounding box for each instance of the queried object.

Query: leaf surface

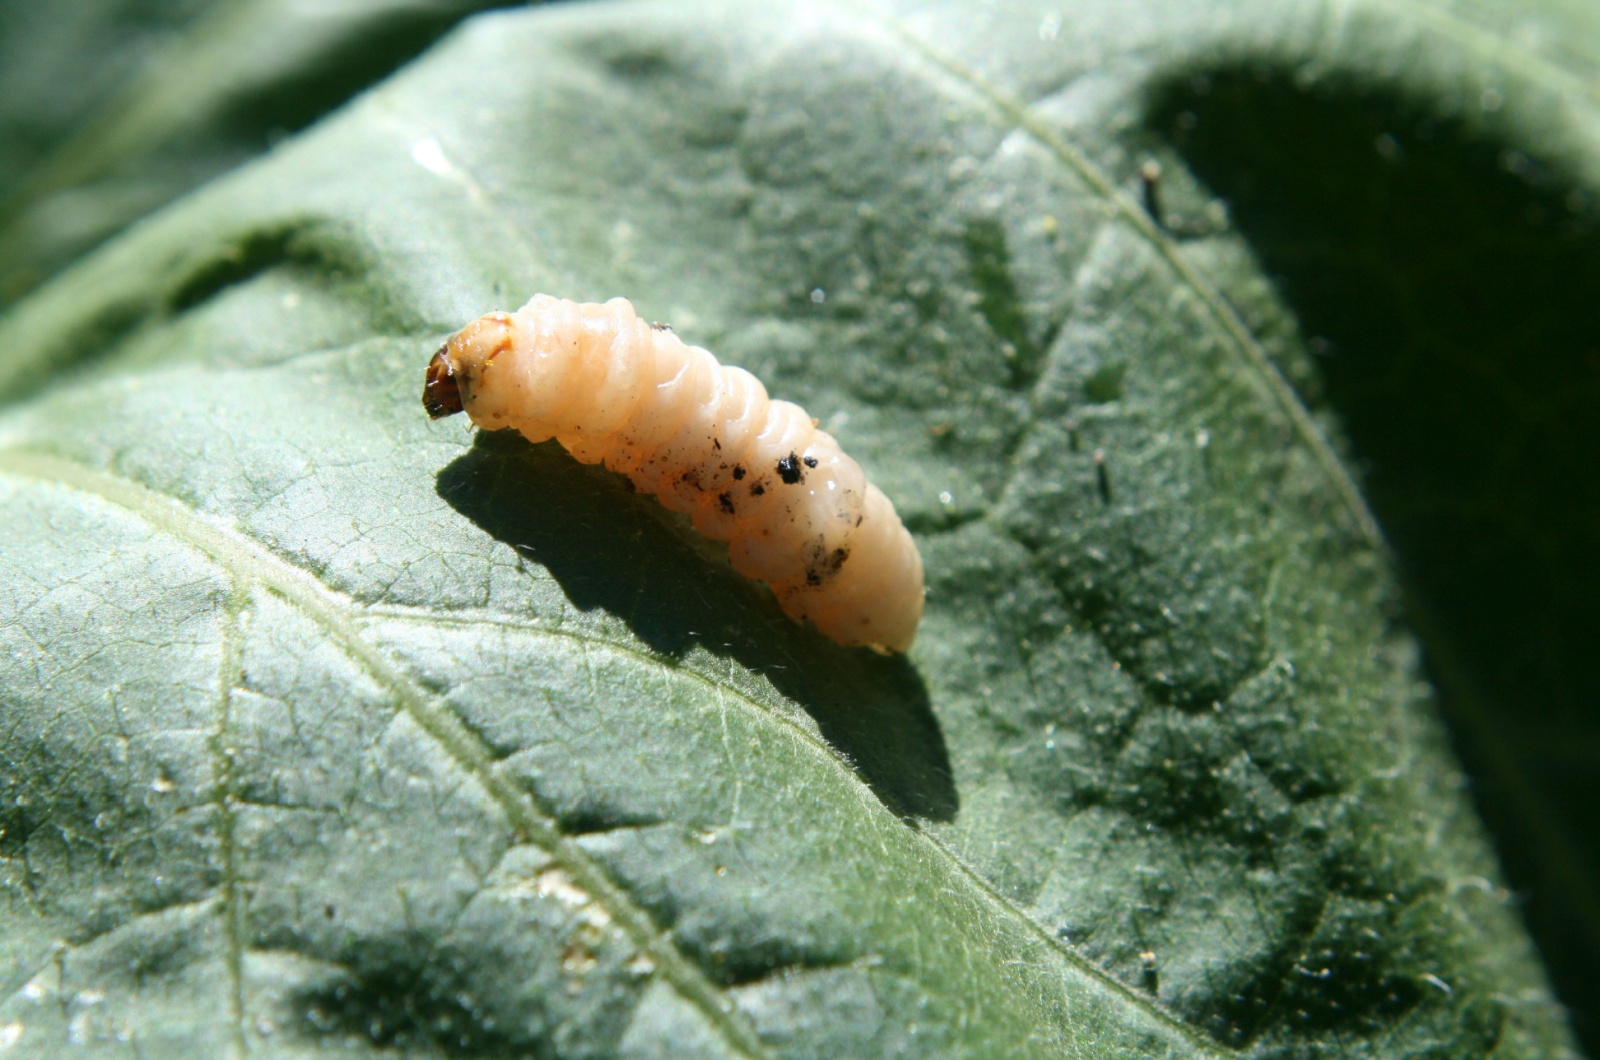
[0,1,1591,1056]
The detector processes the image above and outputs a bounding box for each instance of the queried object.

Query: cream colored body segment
[424,294,924,653]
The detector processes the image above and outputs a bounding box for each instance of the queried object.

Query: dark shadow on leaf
[1152,66,1600,1051]
[0,2,527,307]
[436,428,957,822]
[291,930,600,1058]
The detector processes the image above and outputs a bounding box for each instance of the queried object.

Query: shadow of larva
[436,431,957,822]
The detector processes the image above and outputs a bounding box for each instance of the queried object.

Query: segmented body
[423,294,924,652]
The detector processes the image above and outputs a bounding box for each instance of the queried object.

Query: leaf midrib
[0,446,1231,1056]
[0,448,772,1060]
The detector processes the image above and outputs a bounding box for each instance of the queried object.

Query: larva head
[422,344,463,419]
[422,312,517,422]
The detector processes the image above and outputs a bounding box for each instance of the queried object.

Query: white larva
[423,294,925,653]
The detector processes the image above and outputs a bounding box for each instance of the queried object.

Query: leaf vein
[0,449,772,1060]
[1382,0,1600,107]
[212,584,249,1059]
[362,603,1236,1055]
[870,5,1386,552]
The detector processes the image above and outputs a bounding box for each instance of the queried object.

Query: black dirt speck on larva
[424,293,923,652]
[777,453,804,485]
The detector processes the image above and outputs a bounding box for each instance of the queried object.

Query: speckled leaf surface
[0,1,1591,1056]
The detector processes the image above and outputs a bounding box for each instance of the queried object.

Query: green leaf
[0,0,1590,1056]
[0,0,516,304]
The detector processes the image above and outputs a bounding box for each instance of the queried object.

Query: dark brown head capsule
[422,345,464,419]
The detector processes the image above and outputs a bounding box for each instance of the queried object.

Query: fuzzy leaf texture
[0,1,1595,1057]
